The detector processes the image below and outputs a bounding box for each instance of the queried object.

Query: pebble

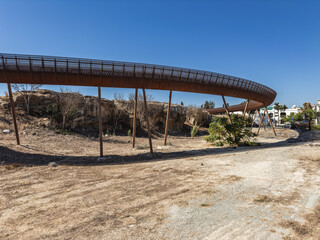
[48,162,57,167]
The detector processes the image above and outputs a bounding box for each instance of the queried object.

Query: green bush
[312,124,320,130]
[204,114,256,146]
[216,141,224,146]
[128,129,132,137]
[204,134,219,142]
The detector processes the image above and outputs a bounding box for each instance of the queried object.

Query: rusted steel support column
[222,95,232,124]
[142,89,153,154]
[265,105,277,136]
[132,88,138,148]
[251,110,257,130]
[98,86,103,157]
[257,108,266,135]
[7,83,20,145]
[243,100,249,117]
[164,90,172,146]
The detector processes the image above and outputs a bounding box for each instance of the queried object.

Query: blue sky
[0,0,319,107]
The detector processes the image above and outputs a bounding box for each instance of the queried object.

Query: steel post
[7,83,20,145]
[164,90,172,146]
[132,88,138,148]
[98,86,103,157]
[142,89,153,154]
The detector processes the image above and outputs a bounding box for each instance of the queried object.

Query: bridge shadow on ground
[0,130,318,167]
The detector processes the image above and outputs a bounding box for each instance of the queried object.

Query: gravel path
[1,129,320,239]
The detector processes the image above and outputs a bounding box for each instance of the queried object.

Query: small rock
[32,132,36,135]
[48,162,57,167]
[201,163,204,166]
[3,129,10,134]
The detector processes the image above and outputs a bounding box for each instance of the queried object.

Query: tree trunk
[62,115,66,130]
[23,94,30,115]
[309,120,311,131]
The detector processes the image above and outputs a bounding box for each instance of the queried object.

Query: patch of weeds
[254,192,299,205]
[221,175,244,184]
[254,195,273,203]
[54,128,72,135]
[199,203,211,207]
[3,163,22,170]
[127,129,132,137]
[216,141,224,146]
[280,220,310,237]
[136,145,149,150]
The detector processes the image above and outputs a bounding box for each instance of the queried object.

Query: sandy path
[0,129,319,239]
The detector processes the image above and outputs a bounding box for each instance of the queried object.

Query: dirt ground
[0,127,320,240]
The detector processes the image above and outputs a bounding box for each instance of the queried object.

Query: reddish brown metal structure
[98,86,103,157]
[0,53,277,154]
[142,89,153,154]
[132,88,138,148]
[222,95,232,124]
[164,90,172,146]
[7,83,20,145]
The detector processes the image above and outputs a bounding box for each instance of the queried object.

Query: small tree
[12,84,42,114]
[294,113,304,121]
[304,108,316,131]
[273,102,280,127]
[202,100,215,109]
[282,112,295,123]
[114,92,124,100]
[127,92,154,130]
[56,88,82,130]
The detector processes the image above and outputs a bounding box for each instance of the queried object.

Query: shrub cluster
[204,115,256,146]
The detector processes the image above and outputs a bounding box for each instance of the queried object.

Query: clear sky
[0,0,319,107]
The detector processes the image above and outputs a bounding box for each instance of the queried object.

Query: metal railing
[0,53,276,98]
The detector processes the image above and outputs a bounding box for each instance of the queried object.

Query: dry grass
[254,192,299,205]
[281,202,320,239]
[2,163,22,170]
[0,121,10,130]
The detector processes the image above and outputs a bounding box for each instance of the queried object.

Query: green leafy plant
[204,114,256,146]
[128,129,132,137]
[312,124,320,130]
[304,108,317,131]
[216,141,224,146]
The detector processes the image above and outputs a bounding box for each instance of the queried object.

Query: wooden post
[142,89,153,154]
[222,95,232,124]
[98,86,103,157]
[258,109,266,131]
[7,83,20,145]
[257,108,266,134]
[164,90,172,146]
[265,105,277,136]
[243,100,249,117]
[251,109,257,130]
[132,88,138,148]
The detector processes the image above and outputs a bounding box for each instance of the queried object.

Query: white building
[253,105,302,126]
[316,99,320,125]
